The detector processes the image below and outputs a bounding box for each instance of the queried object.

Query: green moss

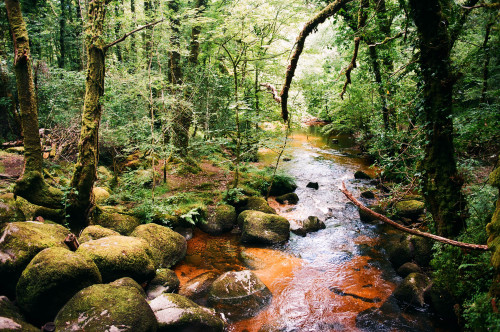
[0,221,70,297]
[393,200,425,219]
[16,247,102,323]
[109,277,146,297]
[54,283,157,332]
[78,225,120,243]
[240,197,276,214]
[393,272,431,307]
[131,223,186,268]
[92,206,140,235]
[0,296,38,331]
[93,187,110,204]
[77,235,156,283]
[238,210,290,245]
[13,171,64,209]
[146,269,180,300]
[199,204,237,235]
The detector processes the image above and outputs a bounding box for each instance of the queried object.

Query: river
[175,126,437,331]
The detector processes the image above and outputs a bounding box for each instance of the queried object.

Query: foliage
[463,292,500,331]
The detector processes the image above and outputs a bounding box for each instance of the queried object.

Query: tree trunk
[409,0,467,237]
[58,0,66,68]
[188,0,206,66]
[68,0,107,229]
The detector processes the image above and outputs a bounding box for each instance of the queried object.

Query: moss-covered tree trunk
[409,0,467,237]
[67,0,107,229]
[5,0,43,175]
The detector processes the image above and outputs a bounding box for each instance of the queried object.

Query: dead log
[340,182,489,251]
[260,83,281,103]
[64,233,80,251]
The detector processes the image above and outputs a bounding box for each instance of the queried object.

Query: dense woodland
[0,0,499,330]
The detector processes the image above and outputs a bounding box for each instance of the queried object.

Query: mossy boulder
[149,293,224,332]
[361,190,375,199]
[393,272,432,307]
[92,206,141,235]
[146,269,180,300]
[131,223,187,268]
[410,236,433,267]
[110,277,146,297]
[0,194,24,223]
[77,235,156,283]
[238,210,290,245]
[393,200,425,220]
[92,187,110,204]
[78,225,120,243]
[0,221,70,297]
[0,296,38,331]
[199,204,237,235]
[396,262,421,278]
[207,270,272,321]
[275,193,299,205]
[14,196,64,224]
[179,271,219,306]
[291,216,326,237]
[267,175,297,196]
[54,283,157,332]
[16,247,102,323]
[239,197,276,214]
[385,235,413,269]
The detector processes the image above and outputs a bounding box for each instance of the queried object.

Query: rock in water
[149,293,224,332]
[54,283,157,332]
[131,223,187,268]
[207,270,272,321]
[146,269,180,300]
[354,170,372,180]
[179,271,219,306]
[199,205,237,235]
[393,200,425,220]
[275,193,299,205]
[16,247,102,323]
[0,221,70,297]
[77,235,156,283]
[306,182,319,190]
[291,216,326,236]
[393,272,432,307]
[238,210,290,245]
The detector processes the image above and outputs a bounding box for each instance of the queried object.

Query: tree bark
[68,0,107,229]
[188,0,207,66]
[58,0,66,68]
[409,0,467,237]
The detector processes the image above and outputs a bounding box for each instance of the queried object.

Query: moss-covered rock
[131,223,187,268]
[0,194,24,223]
[393,200,425,220]
[267,175,297,196]
[207,270,272,321]
[93,187,110,204]
[54,283,157,332]
[239,197,276,214]
[78,225,120,243]
[354,170,372,180]
[146,269,180,300]
[385,235,413,269]
[238,210,290,245]
[0,221,70,297]
[16,247,102,323]
[110,277,146,297]
[0,296,38,331]
[14,196,64,224]
[360,190,375,199]
[92,206,141,235]
[275,193,299,205]
[149,293,224,332]
[77,235,156,283]
[393,272,431,307]
[199,205,237,235]
[396,262,421,278]
[291,216,326,237]
[179,271,219,306]
[410,236,433,267]
[358,204,385,223]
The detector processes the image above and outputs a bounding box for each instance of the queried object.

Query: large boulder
[207,270,272,321]
[0,221,70,297]
[393,200,425,220]
[179,271,219,306]
[199,205,237,235]
[385,235,413,269]
[78,225,120,243]
[16,247,102,323]
[238,210,290,245]
[146,269,180,300]
[149,293,224,332]
[92,187,110,204]
[110,277,146,298]
[54,283,157,332]
[92,206,141,235]
[267,175,297,196]
[77,235,156,283]
[0,194,24,223]
[0,296,38,331]
[396,262,421,278]
[393,272,432,307]
[291,216,326,237]
[239,197,276,214]
[131,223,187,268]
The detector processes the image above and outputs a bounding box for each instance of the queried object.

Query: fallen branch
[340,182,489,251]
[280,0,353,121]
[367,32,403,47]
[260,83,281,103]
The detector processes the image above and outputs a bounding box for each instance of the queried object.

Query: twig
[340,182,489,251]
[367,32,403,47]
[105,19,165,49]
[260,83,281,103]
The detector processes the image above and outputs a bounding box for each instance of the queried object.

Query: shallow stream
[174,126,438,331]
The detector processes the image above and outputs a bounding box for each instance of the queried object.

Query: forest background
[0,0,499,329]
